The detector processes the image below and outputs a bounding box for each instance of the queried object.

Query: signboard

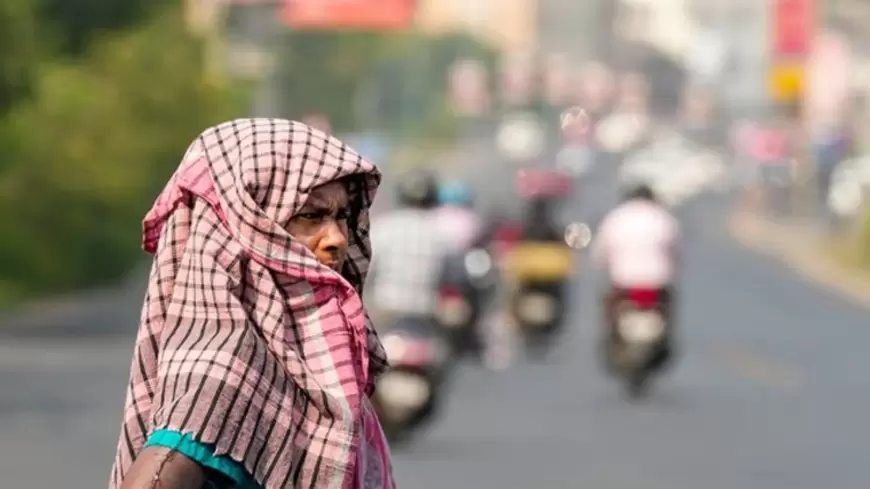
[768,62,804,101]
[805,31,851,131]
[280,0,416,30]
[773,0,814,57]
[768,0,815,101]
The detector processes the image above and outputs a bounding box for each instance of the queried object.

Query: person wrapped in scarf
[109,118,396,489]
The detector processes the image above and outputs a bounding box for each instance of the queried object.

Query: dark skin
[119,182,353,489]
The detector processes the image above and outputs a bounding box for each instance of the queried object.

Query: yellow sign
[768,62,805,101]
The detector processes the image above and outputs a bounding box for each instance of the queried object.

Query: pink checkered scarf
[109,118,395,489]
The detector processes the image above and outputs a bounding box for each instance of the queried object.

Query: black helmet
[623,183,657,203]
[397,169,439,209]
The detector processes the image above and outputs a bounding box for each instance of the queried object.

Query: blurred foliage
[0,0,495,307]
[0,0,42,114]
[829,207,870,274]
[276,31,497,141]
[0,3,247,306]
[856,209,870,269]
[35,0,171,55]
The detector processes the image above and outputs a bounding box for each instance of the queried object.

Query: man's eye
[297,212,323,221]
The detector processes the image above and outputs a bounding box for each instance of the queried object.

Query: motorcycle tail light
[627,288,659,308]
[516,170,573,198]
[439,287,462,299]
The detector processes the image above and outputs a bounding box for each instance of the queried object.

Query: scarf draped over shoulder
[109,118,392,489]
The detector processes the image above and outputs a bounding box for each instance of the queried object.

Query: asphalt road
[2,154,869,489]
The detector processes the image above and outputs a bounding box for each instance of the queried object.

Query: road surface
[1,158,868,489]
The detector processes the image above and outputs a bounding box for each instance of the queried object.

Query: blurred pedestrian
[575,61,615,122]
[109,119,395,489]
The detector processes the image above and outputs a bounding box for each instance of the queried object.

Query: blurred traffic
[4,0,870,488]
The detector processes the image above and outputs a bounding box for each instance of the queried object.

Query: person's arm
[120,429,252,489]
[119,446,207,489]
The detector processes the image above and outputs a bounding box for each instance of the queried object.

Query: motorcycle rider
[435,180,482,252]
[592,183,680,367]
[519,198,562,243]
[368,169,452,329]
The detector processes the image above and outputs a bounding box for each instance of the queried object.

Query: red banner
[281,0,416,30]
[773,0,814,57]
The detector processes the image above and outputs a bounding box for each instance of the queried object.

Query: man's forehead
[306,181,348,206]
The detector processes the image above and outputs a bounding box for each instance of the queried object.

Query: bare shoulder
[119,445,207,489]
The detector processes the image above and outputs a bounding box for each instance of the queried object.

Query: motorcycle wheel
[524,333,552,361]
[625,368,651,400]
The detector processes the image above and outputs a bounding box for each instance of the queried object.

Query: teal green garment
[145,430,262,489]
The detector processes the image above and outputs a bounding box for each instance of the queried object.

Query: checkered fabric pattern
[109,118,394,489]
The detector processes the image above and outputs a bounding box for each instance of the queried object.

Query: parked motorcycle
[606,288,671,399]
[372,316,452,443]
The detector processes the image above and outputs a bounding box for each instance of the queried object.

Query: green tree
[0,0,42,114]
[274,31,388,132]
[35,0,171,55]
[0,4,247,304]
[272,30,496,137]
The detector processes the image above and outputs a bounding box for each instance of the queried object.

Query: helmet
[438,181,473,208]
[622,183,658,203]
[397,169,439,209]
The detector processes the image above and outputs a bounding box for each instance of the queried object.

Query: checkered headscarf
[109,119,393,489]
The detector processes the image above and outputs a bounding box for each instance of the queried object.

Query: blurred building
[185,0,221,37]
[415,0,538,53]
[617,0,695,63]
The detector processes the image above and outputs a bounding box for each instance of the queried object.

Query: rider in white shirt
[593,183,679,289]
[592,183,680,367]
[368,170,451,324]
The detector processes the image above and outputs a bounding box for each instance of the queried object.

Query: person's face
[286,181,351,272]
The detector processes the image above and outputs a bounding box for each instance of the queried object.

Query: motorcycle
[503,241,573,357]
[372,316,452,443]
[502,168,577,357]
[607,288,671,399]
[436,246,497,357]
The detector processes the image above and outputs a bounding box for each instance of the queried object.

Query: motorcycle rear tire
[525,334,551,361]
[625,368,651,400]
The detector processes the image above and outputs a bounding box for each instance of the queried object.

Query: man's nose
[320,219,348,253]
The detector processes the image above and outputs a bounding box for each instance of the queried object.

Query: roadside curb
[728,212,870,308]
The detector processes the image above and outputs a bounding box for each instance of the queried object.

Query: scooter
[606,288,671,399]
[504,242,572,357]
[372,316,452,444]
[502,169,576,358]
